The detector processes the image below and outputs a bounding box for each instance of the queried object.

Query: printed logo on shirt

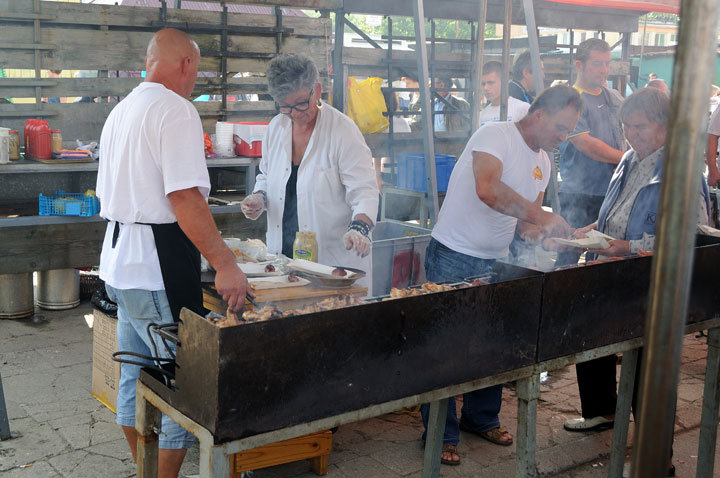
[645,212,656,226]
[532,166,543,181]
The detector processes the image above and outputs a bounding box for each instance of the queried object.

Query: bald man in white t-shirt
[97,29,250,477]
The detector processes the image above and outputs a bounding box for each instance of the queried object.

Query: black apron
[111,221,206,322]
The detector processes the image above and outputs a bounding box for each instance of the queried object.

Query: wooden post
[422,398,448,478]
[516,374,539,478]
[609,348,639,478]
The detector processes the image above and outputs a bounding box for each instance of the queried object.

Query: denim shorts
[105,284,196,450]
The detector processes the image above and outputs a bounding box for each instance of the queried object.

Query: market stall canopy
[544,0,679,14]
[341,0,644,32]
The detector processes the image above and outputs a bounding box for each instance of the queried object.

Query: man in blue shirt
[557,38,625,265]
[557,38,626,434]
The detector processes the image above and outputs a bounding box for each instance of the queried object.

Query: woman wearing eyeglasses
[240,54,379,282]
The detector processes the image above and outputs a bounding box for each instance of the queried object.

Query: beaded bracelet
[348,219,372,237]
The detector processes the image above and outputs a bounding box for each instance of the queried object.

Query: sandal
[479,426,513,446]
[441,444,461,466]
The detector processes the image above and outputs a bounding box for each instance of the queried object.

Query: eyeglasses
[277,89,313,114]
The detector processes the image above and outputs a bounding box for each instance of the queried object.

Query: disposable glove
[343,220,372,257]
[240,192,266,220]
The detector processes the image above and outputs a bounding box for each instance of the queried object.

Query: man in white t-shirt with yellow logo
[420,85,580,467]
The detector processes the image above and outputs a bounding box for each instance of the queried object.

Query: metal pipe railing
[632,1,720,476]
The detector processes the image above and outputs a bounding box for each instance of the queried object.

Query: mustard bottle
[293,229,318,263]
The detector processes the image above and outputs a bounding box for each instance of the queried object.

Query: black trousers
[577,348,676,443]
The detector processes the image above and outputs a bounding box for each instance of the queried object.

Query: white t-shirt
[432,121,550,259]
[97,82,210,290]
[477,96,530,127]
[382,117,412,133]
[709,105,720,136]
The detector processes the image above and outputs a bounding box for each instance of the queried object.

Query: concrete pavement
[0,301,718,477]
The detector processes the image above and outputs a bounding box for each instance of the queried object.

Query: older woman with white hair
[240,54,378,280]
[560,87,710,476]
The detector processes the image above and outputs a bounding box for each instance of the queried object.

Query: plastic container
[215,122,235,156]
[9,130,20,160]
[51,129,63,153]
[395,153,456,192]
[24,119,35,158]
[34,121,52,159]
[39,189,100,216]
[230,122,268,157]
[0,273,34,319]
[371,221,432,296]
[0,127,9,164]
[293,230,318,262]
[36,269,80,310]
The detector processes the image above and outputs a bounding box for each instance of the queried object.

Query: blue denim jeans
[420,238,503,445]
[105,284,196,450]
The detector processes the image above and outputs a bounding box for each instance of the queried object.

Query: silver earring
[316,98,323,109]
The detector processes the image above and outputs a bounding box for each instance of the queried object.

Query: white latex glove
[240,192,265,220]
[343,229,371,257]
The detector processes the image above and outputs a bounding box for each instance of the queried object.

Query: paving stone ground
[0,301,717,477]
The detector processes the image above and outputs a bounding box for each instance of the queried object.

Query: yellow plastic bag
[346,77,389,134]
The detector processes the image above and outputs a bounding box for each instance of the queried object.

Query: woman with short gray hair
[559,87,709,475]
[240,54,378,282]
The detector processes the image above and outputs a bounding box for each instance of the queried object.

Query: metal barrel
[36,269,80,310]
[0,273,34,319]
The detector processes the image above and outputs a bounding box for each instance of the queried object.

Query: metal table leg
[422,398,448,478]
[609,348,639,478]
[199,442,232,477]
[0,372,11,441]
[136,383,161,478]
[697,327,720,478]
[516,374,540,478]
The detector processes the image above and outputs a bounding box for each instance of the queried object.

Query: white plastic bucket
[0,127,10,165]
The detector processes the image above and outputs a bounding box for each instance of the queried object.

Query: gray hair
[266,54,319,102]
[619,87,670,126]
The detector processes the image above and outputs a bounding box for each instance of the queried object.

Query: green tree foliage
[642,12,679,24]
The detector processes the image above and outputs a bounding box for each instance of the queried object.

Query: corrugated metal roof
[120,0,307,17]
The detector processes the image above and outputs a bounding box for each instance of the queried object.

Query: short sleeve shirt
[558,86,624,196]
[432,122,550,259]
[97,82,210,290]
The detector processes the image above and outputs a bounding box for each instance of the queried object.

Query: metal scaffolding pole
[413,0,439,225]
[471,0,488,132]
[499,0,511,122]
[631,1,720,477]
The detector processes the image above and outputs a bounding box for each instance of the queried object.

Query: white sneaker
[563,415,614,432]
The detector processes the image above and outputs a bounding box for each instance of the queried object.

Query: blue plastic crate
[396,153,456,192]
[39,190,100,217]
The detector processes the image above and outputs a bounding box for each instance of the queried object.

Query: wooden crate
[231,430,332,476]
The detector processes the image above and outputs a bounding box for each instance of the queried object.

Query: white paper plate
[552,237,611,249]
[237,262,283,277]
[249,275,310,290]
[287,259,357,278]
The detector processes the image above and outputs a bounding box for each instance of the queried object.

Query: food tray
[39,190,100,216]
